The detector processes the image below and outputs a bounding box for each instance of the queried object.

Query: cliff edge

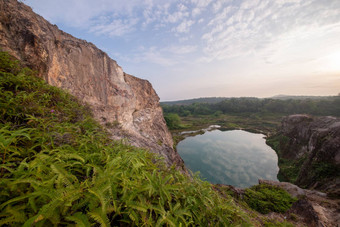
[269,114,340,197]
[0,0,183,168]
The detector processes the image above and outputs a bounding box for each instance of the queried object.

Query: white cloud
[240,0,260,10]
[174,20,195,33]
[212,1,223,12]
[207,6,234,26]
[121,44,197,67]
[177,3,188,11]
[90,18,139,37]
[190,0,213,17]
[192,8,201,17]
[201,0,340,62]
[26,0,146,27]
[191,0,213,8]
[141,51,178,66]
[166,45,197,54]
[165,10,190,23]
[25,0,340,99]
[127,47,179,67]
[141,3,171,29]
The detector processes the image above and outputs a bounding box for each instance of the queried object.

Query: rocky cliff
[259,179,340,227]
[0,0,183,168]
[272,114,340,197]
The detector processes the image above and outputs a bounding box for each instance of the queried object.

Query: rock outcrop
[259,179,340,227]
[214,180,340,226]
[277,114,340,196]
[0,0,184,168]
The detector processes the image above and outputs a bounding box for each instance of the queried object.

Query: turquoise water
[177,130,279,188]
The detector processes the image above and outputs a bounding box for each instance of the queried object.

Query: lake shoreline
[177,129,279,188]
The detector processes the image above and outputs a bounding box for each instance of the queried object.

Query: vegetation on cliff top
[243,184,297,214]
[0,51,259,226]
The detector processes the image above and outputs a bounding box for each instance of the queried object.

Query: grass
[0,51,258,226]
[168,111,284,153]
[243,184,297,214]
[173,112,283,137]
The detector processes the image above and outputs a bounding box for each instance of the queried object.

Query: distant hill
[162,95,340,117]
[270,95,336,100]
[162,95,338,105]
[162,97,240,105]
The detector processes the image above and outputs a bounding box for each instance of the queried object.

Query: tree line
[162,97,340,117]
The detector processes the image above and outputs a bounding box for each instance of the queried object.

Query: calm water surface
[177,130,279,188]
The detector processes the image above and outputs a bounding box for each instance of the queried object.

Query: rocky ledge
[279,114,340,196]
[216,180,340,227]
[0,0,184,168]
[259,179,340,227]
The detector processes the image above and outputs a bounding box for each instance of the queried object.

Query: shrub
[243,184,297,214]
[164,113,181,130]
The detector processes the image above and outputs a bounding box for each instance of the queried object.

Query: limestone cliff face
[0,0,183,167]
[278,114,340,195]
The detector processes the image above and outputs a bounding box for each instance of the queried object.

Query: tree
[164,113,181,129]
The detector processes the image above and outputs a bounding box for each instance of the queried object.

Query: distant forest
[161,96,340,117]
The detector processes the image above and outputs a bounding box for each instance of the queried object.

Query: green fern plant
[0,50,283,226]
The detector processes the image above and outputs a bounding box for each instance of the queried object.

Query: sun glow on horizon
[325,51,340,72]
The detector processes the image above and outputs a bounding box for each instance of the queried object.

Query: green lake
[177,129,279,188]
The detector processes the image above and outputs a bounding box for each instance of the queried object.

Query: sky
[24,0,340,101]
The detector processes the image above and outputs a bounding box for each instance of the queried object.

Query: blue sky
[25,0,340,101]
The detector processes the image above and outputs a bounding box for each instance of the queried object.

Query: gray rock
[279,115,340,194]
[259,179,340,227]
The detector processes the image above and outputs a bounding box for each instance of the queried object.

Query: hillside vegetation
[0,51,271,226]
[162,96,340,117]
[161,95,340,138]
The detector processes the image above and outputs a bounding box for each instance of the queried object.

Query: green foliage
[164,113,182,130]
[266,135,304,183]
[312,162,340,180]
[0,51,253,225]
[161,95,340,117]
[268,134,340,189]
[299,161,340,190]
[214,110,223,117]
[243,184,297,214]
[105,120,120,128]
[263,220,295,227]
[0,51,20,74]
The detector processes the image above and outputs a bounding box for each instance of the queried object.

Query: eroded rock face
[259,179,340,227]
[279,114,340,195]
[0,0,184,168]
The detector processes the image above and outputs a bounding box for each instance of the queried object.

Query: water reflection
[177,130,279,188]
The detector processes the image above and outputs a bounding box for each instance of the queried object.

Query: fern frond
[66,212,91,227]
[0,194,31,209]
[50,163,78,187]
[0,205,27,226]
[127,201,148,213]
[88,208,110,227]
[22,214,44,227]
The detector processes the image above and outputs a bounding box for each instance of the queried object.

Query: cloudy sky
[25,0,340,101]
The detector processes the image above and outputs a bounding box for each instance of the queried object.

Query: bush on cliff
[243,184,297,214]
[0,51,253,226]
[164,113,182,130]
